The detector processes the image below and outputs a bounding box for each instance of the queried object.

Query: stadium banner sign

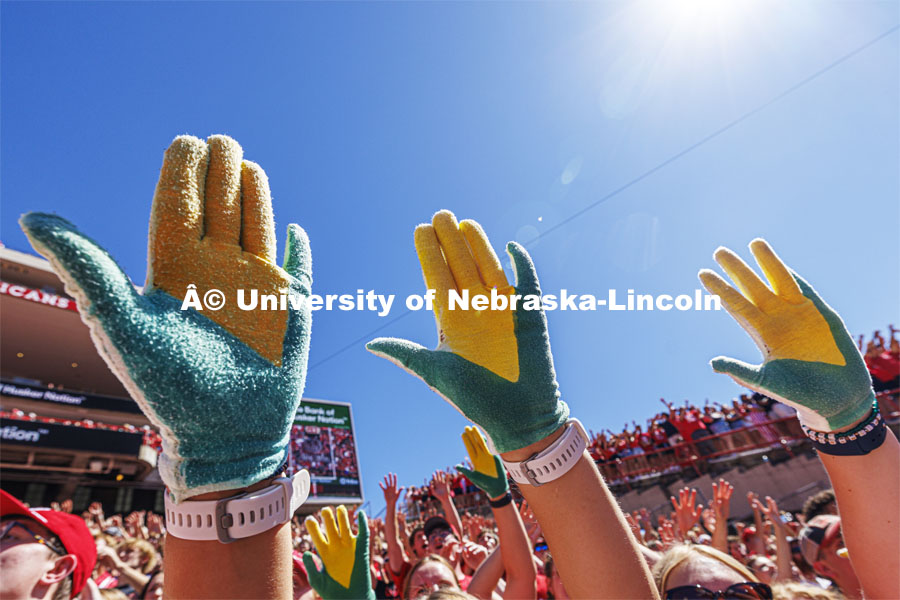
[288,398,363,504]
[1,380,143,414]
[0,280,78,312]
[0,417,143,455]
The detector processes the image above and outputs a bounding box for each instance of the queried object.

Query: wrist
[185,473,284,501]
[500,425,566,462]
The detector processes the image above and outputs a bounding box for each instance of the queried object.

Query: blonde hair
[403,555,460,600]
[653,544,759,594]
[771,582,845,600]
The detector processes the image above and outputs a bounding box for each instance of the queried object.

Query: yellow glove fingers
[336,505,352,542]
[415,224,456,311]
[322,507,340,546]
[305,516,329,553]
[239,160,277,264]
[714,247,779,311]
[748,239,803,303]
[698,270,763,328]
[462,427,480,463]
[460,219,509,289]
[432,210,481,290]
[149,136,208,265]
[203,135,243,245]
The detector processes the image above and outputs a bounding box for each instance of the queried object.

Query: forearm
[771,528,792,583]
[384,501,406,572]
[492,501,536,598]
[439,495,465,541]
[501,428,658,599]
[112,561,150,592]
[819,429,899,599]
[467,547,504,600]
[164,482,292,599]
[710,522,727,553]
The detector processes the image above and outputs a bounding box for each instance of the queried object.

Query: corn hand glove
[303,506,375,600]
[366,210,568,453]
[699,239,874,432]
[455,426,509,500]
[19,135,312,502]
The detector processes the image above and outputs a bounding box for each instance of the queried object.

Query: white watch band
[165,470,311,543]
[502,419,588,487]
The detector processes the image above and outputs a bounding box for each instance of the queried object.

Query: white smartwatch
[164,470,311,543]
[502,419,588,487]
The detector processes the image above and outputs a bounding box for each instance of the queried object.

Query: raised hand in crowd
[303,506,374,600]
[379,472,409,576]
[751,495,793,583]
[368,210,657,598]
[670,487,703,538]
[707,478,733,552]
[700,238,900,599]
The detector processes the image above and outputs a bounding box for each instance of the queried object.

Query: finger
[283,224,312,291]
[302,553,326,592]
[203,135,243,245]
[432,210,481,289]
[710,356,763,388]
[462,428,479,463]
[148,136,208,269]
[415,224,456,312]
[366,338,441,386]
[507,241,542,296]
[240,160,277,263]
[19,213,141,320]
[321,507,339,545]
[305,517,328,551]
[698,270,763,327]
[356,510,369,548]
[748,239,803,302]
[459,219,508,289]
[713,247,779,311]
[336,505,351,540]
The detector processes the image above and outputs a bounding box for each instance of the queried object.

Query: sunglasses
[0,520,67,556]
[665,582,772,599]
[534,543,548,552]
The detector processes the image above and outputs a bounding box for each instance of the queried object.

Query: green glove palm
[303,507,374,600]
[19,136,312,501]
[367,211,568,454]
[455,426,509,500]
[699,239,874,432]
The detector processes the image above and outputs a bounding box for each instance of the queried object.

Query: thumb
[302,552,327,592]
[366,338,439,383]
[710,356,762,388]
[19,213,140,320]
[283,223,312,292]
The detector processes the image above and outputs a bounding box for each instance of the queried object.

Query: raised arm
[699,238,899,599]
[20,135,315,599]
[367,210,657,598]
[379,473,408,573]
[430,471,465,541]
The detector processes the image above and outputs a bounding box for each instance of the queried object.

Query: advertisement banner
[0,417,143,455]
[0,280,78,312]
[0,380,142,414]
[288,399,362,503]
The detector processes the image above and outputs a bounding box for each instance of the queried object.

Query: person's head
[726,535,746,561]
[423,516,455,553]
[99,590,129,600]
[403,555,460,599]
[1,490,97,600]
[746,555,776,585]
[543,554,569,600]
[798,515,859,592]
[653,544,770,599]
[801,490,837,522]
[116,538,159,574]
[409,527,429,559]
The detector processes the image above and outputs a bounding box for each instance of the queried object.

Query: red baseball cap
[1,489,97,598]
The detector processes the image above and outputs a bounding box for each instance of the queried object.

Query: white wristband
[164,470,311,543]
[502,419,588,487]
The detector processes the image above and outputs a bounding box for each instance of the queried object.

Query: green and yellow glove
[19,136,312,501]
[303,506,374,600]
[366,210,568,454]
[455,426,509,500]
[699,239,874,432]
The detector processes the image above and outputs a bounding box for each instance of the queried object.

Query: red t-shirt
[673,410,707,438]
[866,351,900,383]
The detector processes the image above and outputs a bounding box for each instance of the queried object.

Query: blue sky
[2,1,898,516]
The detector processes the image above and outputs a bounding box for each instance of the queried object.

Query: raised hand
[699,239,874,432]
[671,487,703,537]
[455,426,509,500]
[20,136,313,502]
[379,473,405,507]
[367,210,568,453]
[430,471,452,501]
[303,506,374,600]
[711,479,734,523]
